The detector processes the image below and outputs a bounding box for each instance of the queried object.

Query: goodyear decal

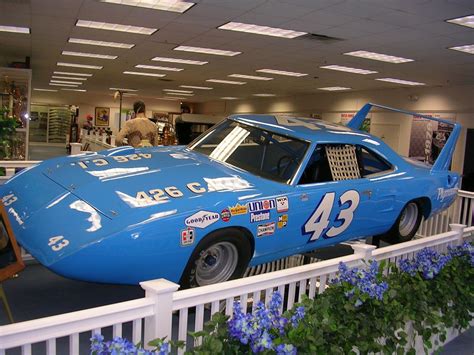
[185,211,220,228]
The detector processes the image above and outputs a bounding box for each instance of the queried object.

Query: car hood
[41,146,269,219]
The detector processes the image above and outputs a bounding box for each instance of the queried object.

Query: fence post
[350,243,377,261]
[140,279,180,348]
[70,142,82,155]
[449,223,466,245]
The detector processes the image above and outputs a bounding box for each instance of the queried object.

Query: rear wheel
[380,201,422,244]
[180,229,252,289]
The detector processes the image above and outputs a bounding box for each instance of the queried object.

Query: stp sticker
[276,196,289,213]
[185,210,220,228]
[247,199,276,212]
[278,214,288,229]
[181,227,195,246]
[221,209,231,222]
[250,210,270,223]
[257,222,276,237]
[229,203,248,216]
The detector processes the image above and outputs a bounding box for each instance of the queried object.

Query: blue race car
[0,103,461,286]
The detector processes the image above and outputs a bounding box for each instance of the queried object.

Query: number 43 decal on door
[303,190,360,242]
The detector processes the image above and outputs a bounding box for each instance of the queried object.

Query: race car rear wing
[348,103,461,172]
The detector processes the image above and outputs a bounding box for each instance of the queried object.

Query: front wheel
[380,201,422,244]
[179,229,252,289]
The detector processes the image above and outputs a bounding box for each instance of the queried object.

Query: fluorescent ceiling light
[344,50,414,63]
[52,76,87,81]
[180,85,213,90]
[318,87,351,91]
[163,89,193,93]
[0,25,30,34]
[50,80,83,85]
[206,79,246,85]
[256,69,307,77]
[62,50,117,60]
[320,65,377,75]
[61,88,87,92]
[109,87,139,92]
[218,22,306,39]
[166,93,194,96]
[49,83,79,87]
[135,64,183,71]
[57,62,103,69]
[54,71,93,77]
[221,97,238,100]
[76,20,157,35]
[123,71,166,77]
[446,15,474,29]
[164,97,185,100]
[376,78,425,86]
[229,74,273,81]
[174,45,241,56]
[33,88,58,92]
[253,93,276,97]
[110,92,138,97]
[68,38,135,49]
[152,56,207,65]
[99,0,195,13]
[449,44,474,55]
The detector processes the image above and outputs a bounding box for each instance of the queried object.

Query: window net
[325,145,361,181]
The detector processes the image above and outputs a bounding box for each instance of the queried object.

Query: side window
[298,144,361,184]
[357,146,392,176]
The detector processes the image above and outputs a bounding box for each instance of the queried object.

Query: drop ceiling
[1,0,474,103]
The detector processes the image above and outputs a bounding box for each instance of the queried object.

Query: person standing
[116,101,159,147]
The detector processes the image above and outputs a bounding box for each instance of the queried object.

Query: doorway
[462,129,474,191]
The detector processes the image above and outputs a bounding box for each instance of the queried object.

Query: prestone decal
[277,214,288,229]
[247,199,276,212]
[229,203,248,216]
[221,209,231,222]
[276,196,289,213]
[257,222,276,237]
[181,227,195,246]
[185,210,220,228]
[250,210,270,223]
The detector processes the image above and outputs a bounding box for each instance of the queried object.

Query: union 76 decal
[304,190,360,242]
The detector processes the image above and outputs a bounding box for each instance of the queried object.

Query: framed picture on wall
[0,205,25,282]
[95,107,110,127]
[152,111,169,124]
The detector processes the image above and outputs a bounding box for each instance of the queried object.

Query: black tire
[380,201,422,244]
[179,228,252,289]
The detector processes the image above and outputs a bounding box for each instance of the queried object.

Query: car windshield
[188,119,309,184]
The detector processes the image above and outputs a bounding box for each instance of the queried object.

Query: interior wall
[195,85,474,175]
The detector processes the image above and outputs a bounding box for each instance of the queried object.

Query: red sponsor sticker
[221,209,231,222]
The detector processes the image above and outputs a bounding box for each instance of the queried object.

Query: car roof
[228,114,378,145]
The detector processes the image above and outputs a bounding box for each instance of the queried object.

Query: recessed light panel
[229,74,273,81]
[253,93,276,97]
[33,88,58,92]
[49,83,79,87]
[376,78,425,86]
[52,76,87,81]
[99,0,195,13]
[163,89,193,93]
[57,62,103,69]
[221,97,239,100]
[109,87,139,92]
[320,65,377,75]
[344,50,414,63]
[449,44,474,55]
[152,57,207,65]
[318,87,351,91]
[166,93,194,96]
[256,69,307,77]
[61,88,87,92]
[206,79,246,85]
[180,85,213,90]
[123,71,166,77]
[54,71,93,77]
[0,25,30,34]
[163,97,185,100]
[174,45,241,56]
[50,80,83,85]
[218,22,306,39]
[69,38,135,49]
[135,64,183,71]
[76,20,157,35]
[62,51,117,60]
[446,15,474,29]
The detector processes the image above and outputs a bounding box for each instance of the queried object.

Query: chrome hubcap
[195,242,238,286]
[399,203,418,237]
